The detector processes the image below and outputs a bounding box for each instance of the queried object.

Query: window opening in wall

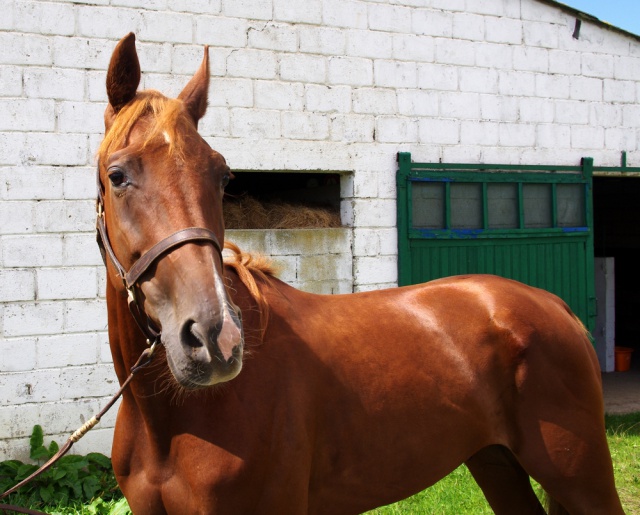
[223,172,343,229]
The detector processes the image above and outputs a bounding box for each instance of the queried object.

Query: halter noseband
[95,167,224,345]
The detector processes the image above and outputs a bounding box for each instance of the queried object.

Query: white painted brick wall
[1,0,640,461]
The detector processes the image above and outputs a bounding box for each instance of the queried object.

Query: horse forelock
[98,90,195,163]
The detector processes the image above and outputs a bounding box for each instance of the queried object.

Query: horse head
[98,33,243,389]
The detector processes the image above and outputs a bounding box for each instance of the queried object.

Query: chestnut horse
[99,34,623,514]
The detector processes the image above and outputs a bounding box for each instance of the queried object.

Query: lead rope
[0,342,158,515]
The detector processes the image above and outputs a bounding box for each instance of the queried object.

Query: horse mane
[223,241,278,338]
[98,90,194,162]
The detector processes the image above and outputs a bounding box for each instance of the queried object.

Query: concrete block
[34,200,94,233]
[412,9,453,38]
[266,228,351,256]
[36,333,99,368]
[346,29,393,60]
[485,16,522,44]
[513,46,548,73]
[139,11,193,43]
[374,60,417,89]
[452,12,485,42]
[614,56,640,81]
[273,0,321,24]
[195,16,248,48]
[352,88,396,115]
[2,234,64,268]
[368,3,412,33]
[230,108,281,139]
[37,267,98,300]
[60,364,118,399]
[392,34,435,63]
[582,53,614,79]
[280,54,327,83]
[418,118,459,145]
[499,123,535,147]
[480,94,519,122]
[591,103,623,129]
[255,81,304,111]
[621,105,640,128]
[352,198,396,228]
[352,171,378,199]
[397,89,438,117]
[535,74,570,99]
[282,112,329,140]
[113,0,167,9]
[63,233,104,267]
[354,255,397,285]
[475,42,513,70]
[603,80,636,104]
[57,101,107,134]
[523,20,559,49]
[0,337,37,372]
[459,67,499,94]
[0,200,34,234]
[571,126,605,149]
[461,120,499,146]
[549,50,581,75]
[248,22,297,52]
[328,56,372,87]
[467,0,520,17]
[376,116,418,144]
[199,106,231,137]
[52,37,112,71]
[519,97,554,123]
[440,92,481,120]
[228,49,279,80]
[434,38,475,66]
[0,369,61,405]
[306,85,351,114]
[0,33,51,66]
[223,0,271,20]
[605,128,638,151]
[64,299,108,333]
[0,99,54,131]
[3,301,64,337]
[570,76,602,102]
[499,71,536,97]
[24,67,85,101]
[0,66,22,97]
[299,26,346,56]
[209,78,254,107]
[0,270,35,302]
[323,0,367,29]
[418,63,458,91]
[63,167,94,200]
[77,6,142,39]
[13,0,74,35]
[555,100,589,125]
[536,124,570,149]
[330,114,375,143]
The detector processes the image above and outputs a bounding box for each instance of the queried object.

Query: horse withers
[98,33,624,514]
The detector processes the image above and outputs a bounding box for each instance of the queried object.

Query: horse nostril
[181,319,204,349]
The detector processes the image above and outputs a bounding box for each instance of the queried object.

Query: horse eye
[221,174,230,188]
[108,170,127,187]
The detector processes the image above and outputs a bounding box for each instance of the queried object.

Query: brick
[571,126,605,149]
[322,0,367,29]
[22,133,88,166]
[452,13,485,42]
[0,200,35,235]
[582,53,614,79]
[523,20,559,49]
[57,102,107,134]
[273,0,321,24]
[3,301,64,337]
[0,33,52,66]
[604,80,636,103]
[13,0,75,36]
[440,92,481,120]
[346,30,393,60]
[222,0,270,20]
[330,114,375,143]
[195,16,248,48]
[412,9,453,38]
[24,67,85,101]
[0,270,35,302]
[374,61,417,89]
[282,112,329,140]
[570,76,602,102]
[368,3,412,33]
[328,57,372,87]
[77,6,142,39]
[418,118,459,144]
[499,123,535,147]
[281,54,326,83]
[397,89,438,117]
[555,100,589,125]
[208,78,253,108]
[418,63,458,91]
[459,67,499,94]
[248,23,297,52]
[352,88,396,115]
[306,85,351,113]
[63,233,104,266]
[485,16,522,44]
[64,299,107,333]
[2,167,64,200]
[375,116,418,143]
[299,26,346,56]
[392,35,434,63]
[435,38,475,66]
[227,49,277,79]
[2,234,64,268]
[461,120,499,146]
[499,71,535,96]
[230,108,281,139]
[255,81,304,111]
[0,66,22,97]
[0,338,37,372]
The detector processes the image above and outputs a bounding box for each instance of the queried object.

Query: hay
[223,195,341,229]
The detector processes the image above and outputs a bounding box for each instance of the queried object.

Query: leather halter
[96,167,224,344]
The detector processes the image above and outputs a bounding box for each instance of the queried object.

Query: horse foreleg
[466,445,546,515]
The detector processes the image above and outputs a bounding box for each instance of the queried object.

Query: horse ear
[106,33,141,114]
[178,46,210,126]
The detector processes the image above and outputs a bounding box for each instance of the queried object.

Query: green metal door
[396,152,596,332]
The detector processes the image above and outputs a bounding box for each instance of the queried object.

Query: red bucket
[614,346,634,372]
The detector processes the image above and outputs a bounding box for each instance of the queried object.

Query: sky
[561,0,640,37]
